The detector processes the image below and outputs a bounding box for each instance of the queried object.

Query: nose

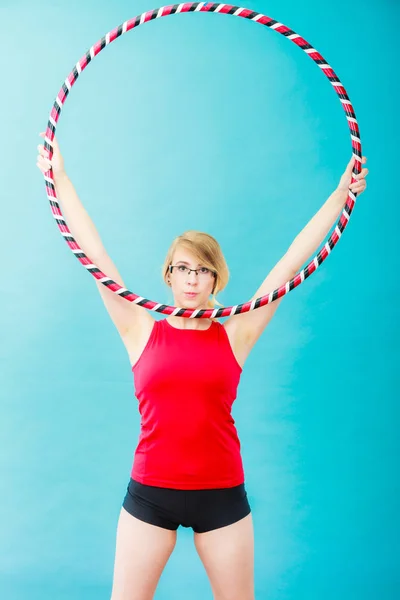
[186,270,198,283]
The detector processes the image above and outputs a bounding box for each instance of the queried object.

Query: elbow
[282,253,299,280]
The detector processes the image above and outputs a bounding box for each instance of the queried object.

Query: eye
[177,265,187,272]
[199,267,210,274]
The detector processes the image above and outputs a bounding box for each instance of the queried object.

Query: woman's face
[168,248,216,309]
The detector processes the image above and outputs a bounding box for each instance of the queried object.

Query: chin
[181,302,201,309]
[180,297,204,309]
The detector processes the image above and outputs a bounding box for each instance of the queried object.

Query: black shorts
[122,478,251,534]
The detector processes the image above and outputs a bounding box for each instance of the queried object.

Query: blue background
[1,0,398,598]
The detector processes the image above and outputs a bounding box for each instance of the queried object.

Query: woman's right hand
[36,132,65,178]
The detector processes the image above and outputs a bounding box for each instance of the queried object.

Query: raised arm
[36,134,154,341]
[225,156,368,357]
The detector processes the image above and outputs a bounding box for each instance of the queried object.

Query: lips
[184,292,197,297]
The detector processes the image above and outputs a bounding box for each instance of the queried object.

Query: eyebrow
[175,261,203,267]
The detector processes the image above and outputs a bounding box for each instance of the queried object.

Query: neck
[167,316,213,330]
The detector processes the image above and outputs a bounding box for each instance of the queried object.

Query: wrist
[332,187,348,206]
[53,170,68,185]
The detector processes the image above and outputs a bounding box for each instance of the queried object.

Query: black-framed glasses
[169,264,216,278]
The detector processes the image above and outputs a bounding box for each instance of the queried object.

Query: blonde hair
[162,231,229,311]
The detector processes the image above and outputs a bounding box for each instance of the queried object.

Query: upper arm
[93,251,154,338]
[224,253,296,353]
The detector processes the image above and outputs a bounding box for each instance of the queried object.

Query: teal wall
[1,1,398,598]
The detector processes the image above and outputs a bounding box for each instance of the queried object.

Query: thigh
[194,513,255,600]
[111,507,177,600]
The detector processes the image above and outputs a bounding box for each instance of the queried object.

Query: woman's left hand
[337,155,369,196]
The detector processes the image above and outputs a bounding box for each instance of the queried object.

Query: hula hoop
[43,3,362,319]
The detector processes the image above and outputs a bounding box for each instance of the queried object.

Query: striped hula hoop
[43,3,362,319]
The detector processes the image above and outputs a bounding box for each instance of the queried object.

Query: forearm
[285,188,347,272]
[53,172,106,259]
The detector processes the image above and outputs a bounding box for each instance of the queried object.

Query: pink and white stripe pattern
[43,3,362,319]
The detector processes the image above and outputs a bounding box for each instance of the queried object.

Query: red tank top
[130,318,244,490]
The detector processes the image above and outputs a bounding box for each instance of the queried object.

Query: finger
[36,161,50,174]
[349,178,361,188]
[350,182,366,192]
[351,156,365,172]
[37,155,52,170]
[52,135,60,151]
[37,144,50,158]
[353,156,366,172]
[39,132,58,153]
[354,168,369,180]
[346,156,356,173]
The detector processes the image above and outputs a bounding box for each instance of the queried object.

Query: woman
[37,134,368,600]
